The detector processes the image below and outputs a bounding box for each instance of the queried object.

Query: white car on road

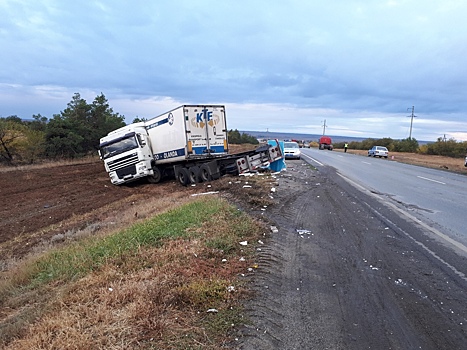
[284,141,301,160]
[368,146,388,158]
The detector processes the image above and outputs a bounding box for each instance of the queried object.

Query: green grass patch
[1,195,263,349]
[17,197,226,287]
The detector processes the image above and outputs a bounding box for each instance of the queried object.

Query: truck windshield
[100,135,139,159]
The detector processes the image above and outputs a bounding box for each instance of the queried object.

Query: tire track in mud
[235,161,467,350]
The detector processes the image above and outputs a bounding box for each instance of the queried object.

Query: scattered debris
[207,309,218,313]
[239,241,248,246]
[191,191,219,197]
[270,226,279,233]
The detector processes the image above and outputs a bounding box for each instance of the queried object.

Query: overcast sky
[1,0,467,141]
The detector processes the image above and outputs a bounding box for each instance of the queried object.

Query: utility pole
[322,119,327,135]
[407,106,417,139]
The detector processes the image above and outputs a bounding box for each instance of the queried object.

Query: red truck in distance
[318,136,333,150]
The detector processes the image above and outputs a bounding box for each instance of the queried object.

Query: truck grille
[116,165,137,178]
[107,153,139,172]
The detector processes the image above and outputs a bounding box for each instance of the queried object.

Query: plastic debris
[191,191,219,197]
[243,185,252,188]
[258,240,264,244]
[296,229,312,235]
[207,309,218,313]
[222,258,227,262]
[270,187,276,192]
[270,226,279,233]
[108,287,113,292]
[239,241,248,246]
[239,257,245,262]
[227,285,235,292]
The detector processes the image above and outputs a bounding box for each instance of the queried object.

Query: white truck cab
[99,123,154,185]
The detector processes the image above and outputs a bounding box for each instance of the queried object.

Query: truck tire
[147,166,162,184]
[200,164,212,182]
[188,166,202,183]
[177,168,190,186]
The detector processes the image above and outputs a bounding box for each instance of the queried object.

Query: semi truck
[318,136,333,150]
[98,105,283,186]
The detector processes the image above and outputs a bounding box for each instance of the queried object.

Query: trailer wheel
[147,166,162,184]
[177,168,190,186]
[200,164,212,182]
[188,166,202,183]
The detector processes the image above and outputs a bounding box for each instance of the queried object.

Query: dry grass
[0,193,268,349]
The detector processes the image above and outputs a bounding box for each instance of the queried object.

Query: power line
[322,119,327,135]
[407,106,417,139]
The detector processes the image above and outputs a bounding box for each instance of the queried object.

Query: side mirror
[137,134,146,146]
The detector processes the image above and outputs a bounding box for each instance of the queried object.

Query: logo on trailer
[191,108,220,129]
[168,113,174,126]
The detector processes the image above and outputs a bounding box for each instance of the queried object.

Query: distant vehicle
[368,146,388,158]
[318,136,333,150]
[284,141,301,160]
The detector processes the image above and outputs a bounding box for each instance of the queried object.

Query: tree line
[0,93,125,165]
[333,137,467,158]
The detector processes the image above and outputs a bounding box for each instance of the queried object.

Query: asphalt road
[300,148,467,252]
[236,156,467,350]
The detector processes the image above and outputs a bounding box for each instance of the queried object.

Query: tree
[132,117,147,123]
[17,129,46,164]
[228,129,259,144]
[28,114,48,132]
[0,118,26,164]
[45,93,126,158]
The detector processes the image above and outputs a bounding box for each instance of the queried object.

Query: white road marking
[337,172,467,281]
[302,154,324,166]
[417,176,446,185]
[362,161,371,165]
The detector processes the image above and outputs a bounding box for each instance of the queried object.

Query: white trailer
[98,105,283,186]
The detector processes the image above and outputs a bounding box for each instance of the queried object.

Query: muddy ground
[1,155,466,349]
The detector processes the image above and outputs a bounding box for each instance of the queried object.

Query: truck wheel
[147,166,162,184]
[200,164,212,182]
[188,166,202,183]
[177,168,190,186]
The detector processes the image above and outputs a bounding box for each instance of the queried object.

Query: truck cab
[99,123,154,185]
